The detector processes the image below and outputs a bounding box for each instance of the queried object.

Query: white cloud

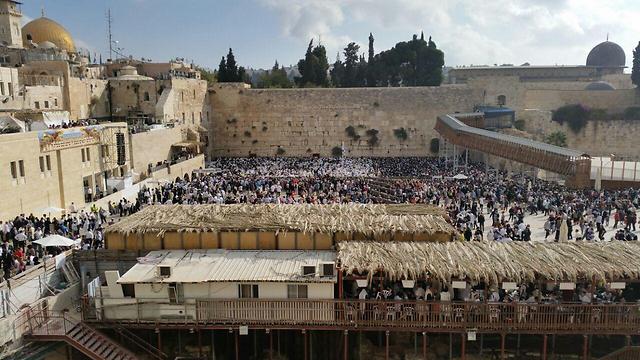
[261,0,640,67]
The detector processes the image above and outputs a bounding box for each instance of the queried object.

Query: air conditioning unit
[301,265,316,276]
[157,265,172,277]
[320,262,335,277]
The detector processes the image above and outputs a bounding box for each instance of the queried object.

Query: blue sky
[22,0,640,70]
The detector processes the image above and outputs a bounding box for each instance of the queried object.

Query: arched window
[143,91,150,101]
[497,95,506,106]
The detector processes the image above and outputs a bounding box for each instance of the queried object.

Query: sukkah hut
[104,204,457,251]
[338,240,640,287]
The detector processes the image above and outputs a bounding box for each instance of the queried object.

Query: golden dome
[22,17,76,53]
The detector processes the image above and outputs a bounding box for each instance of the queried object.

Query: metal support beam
[423,332,427,360]
[582,335,588,360]
[461,333,466,360]
[235,330,239,360]
[303,330,308,360]
[268,330,273,360]
[385,331,390,360]
[500,333,506,360]
[542,335,548,360]
[344,330,348,360]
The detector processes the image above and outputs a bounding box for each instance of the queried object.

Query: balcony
[88,298,640,335]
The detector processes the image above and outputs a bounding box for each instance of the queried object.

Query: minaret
[0,0,23,48]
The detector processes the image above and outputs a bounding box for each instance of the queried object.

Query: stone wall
[520,109,640,159]
[524,89,638,112]
[208,84,481,157]
[130,126,183,176]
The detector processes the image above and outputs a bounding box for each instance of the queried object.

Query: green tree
[216,57,227,82]
[371,33,444,86]
[342,42,361,87]
[330,53,344,87]
[366,32,376,86]
[217,48,247,83]
[545,131,568,147]
[295,40,329,87]
[258,60,293,88]
[632,41,640,87]
[225,48,239,81]
[195,65,216,86]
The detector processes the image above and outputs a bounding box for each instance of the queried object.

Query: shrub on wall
[365,129,380,147]
[552,104,589,133]
[623,106,640,120]
[393,127,408,141]
[331,146,343,157]
[345,126,359,140]
[513,119,526,131]
[429,138,440,154]
[244,131,252,137]
[545,131,568,148]
[276,147,286,155]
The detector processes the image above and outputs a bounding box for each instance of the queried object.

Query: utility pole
[107,8,113,60]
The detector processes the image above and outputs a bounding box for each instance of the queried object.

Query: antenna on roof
[607,33,609,41]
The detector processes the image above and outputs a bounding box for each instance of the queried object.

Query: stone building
[0,122,130,219]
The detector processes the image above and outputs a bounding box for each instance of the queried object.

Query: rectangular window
[7,82,12,96]
[34,101,40,109]
[10,161,16,179]
[182,113,186,122]
[191,112,195,124]
[193,89,196,99]
[121,284,135,298]
[45,155,51,171]
[0,82,4,95]
[54,98,58,107]
[39,156,45,173]
[238,284,259,299]
[18,160,24,177]
[44,100,49,109]
[287,284,308,299]
[81,148,86,162]
[86,148,91,162]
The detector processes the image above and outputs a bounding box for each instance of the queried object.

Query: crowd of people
[348,279,636,305]
[0,209,108,279]
[47,119,92,129]
[1,157,639,282]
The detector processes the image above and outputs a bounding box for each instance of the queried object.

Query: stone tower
[0,0,22,48]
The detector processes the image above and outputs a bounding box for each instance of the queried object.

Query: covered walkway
[435,113,592,188]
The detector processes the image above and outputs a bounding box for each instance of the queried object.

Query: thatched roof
[338,241,640,283]
[106,204,455,238]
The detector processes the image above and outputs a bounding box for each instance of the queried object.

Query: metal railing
[90,298,640,334]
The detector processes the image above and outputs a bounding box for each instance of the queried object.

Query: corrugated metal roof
[117,250,337,284]
[438,114,589,159]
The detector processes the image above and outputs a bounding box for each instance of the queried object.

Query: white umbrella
[33,234,76,247]
[39,206,64,215]
[452,174,469,180]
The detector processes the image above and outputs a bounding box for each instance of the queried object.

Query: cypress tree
[633,42,640,88]
[217,56,227,82]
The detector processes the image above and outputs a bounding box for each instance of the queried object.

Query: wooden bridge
[435,113,592,188]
